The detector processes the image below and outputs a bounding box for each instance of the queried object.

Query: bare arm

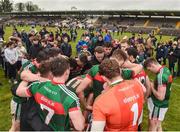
[76,77,92,107]
[69,110,85,131]
[86,93,94,111]
[151,84,166,101]
[144,76,152,99]
[20,69,48,82]
[76,77,92,93]
[16,81,31,97]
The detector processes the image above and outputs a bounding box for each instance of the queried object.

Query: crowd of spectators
[1,24,180,84]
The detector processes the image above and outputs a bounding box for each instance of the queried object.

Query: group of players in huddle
[10,43,172,131]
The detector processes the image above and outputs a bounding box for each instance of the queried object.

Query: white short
[138,109,143,125]
[10,99,21,120]
[147,98,168,121]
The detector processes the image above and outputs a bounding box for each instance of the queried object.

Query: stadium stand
[2,10,180,35]
[95,16,180,36]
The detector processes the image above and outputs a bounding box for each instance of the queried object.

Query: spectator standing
[76,35,88,54]
[145,37,154,57]
[96,35,104,47]
[61,37,72,57]
[156,43,165,64]
[70,27,77,42]
[163,43,169,65]
[39,27,49,38]
[25,34,33,54]
[4,42,18,83]
[136,44,146,63]
[29,36,42,59]
[90,46,105,65]
[62,31,70,42]
[91,32,100,49]
[168,41,178,77]
[103,42,113,58]
[21,29,28,46]
[16,41,27,71]
[104,31,112,43]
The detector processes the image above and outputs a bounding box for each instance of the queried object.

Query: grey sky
[12,0,180,11]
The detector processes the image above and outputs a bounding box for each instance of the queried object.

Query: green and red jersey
[26,81,80,131]
[86,65,105,99]
[152,66,172,108]
[13,60,38,103]
[17,60,38,82]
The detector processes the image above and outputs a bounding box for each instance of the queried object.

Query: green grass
[0,25,180,130]
[0,68,12,130]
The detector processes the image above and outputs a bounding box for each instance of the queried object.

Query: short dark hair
[7,41,14,47]
[103,42,112,48]
[144,57,158,68]
[111,49,128,61]
[37,48,61,75]
[48,47,62,57]
[94,46,104,53]
[39,59,51,77]
[36,50,49,63]
[127,47,139,59]
[98,35,103,38]
[50,56,70,77]
[99,58,120,79]
[69,57,78,70]
[79,53,88,64]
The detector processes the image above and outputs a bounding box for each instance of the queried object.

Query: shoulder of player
[22,60,31,67]
[163,67,171,75]
[22,60,34,70]
[116,79,142,90]
[94,88,114,103]
[58,84,79,101]
[90,65,99,72]
[28,80,50,88]
[158,66,170,74]
[157,67,171,80]
[87,64,99,77]
[93,93,105,106]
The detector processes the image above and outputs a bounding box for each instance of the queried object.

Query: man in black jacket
[90,46,105,65]
[168,41,178,77]
[29,36,42,59]
[95,35,104,47]
[156,43,165,64]
[60,37,72,57]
